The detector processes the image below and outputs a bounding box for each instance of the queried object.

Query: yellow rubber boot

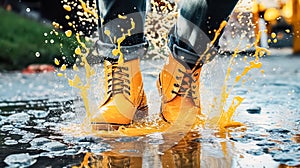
[91,58,148,130]
[157,54,201,124]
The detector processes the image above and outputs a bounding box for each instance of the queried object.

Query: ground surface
[0,52,299,167]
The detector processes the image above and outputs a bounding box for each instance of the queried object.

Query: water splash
[49,0,273,137]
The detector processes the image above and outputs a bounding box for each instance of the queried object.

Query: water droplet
[7,112,30,124]
[19,133,36,144]
[0,116,6,126]
[65,15,70,20]
[54,58,60,65]
[60,112,75,121]
[60,64,67,71]
[63,5,72,11]
[4,153,36,167]
[75,47,81,55]
[35,52,40,57]
[28,110,49,119]
[57,73,64,77]
[90,143,111,153]
[65,149,78,155]
[1,125,14,132]
[246,148,264,156]
[73,64,79,71]
[65,30,72,37]
[4,139,18,145]
[30,137,51,147]
[271,32,276,39]
[43,141,67,151]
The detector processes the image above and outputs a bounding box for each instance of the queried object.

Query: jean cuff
[96,39,149,62]
[168,34,218,67]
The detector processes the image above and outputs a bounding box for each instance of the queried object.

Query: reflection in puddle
[72,132,229,168]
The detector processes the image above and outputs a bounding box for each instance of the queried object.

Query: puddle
[0,55,300,167]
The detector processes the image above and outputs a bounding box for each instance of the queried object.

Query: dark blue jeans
[96,0,238,65]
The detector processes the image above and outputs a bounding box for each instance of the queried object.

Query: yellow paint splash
[268,39,272,43]
[104,29,114,44]
[215,31,269,130]
[75,33,88,52]
[104,29,110,36]
[65,30,72,37]
[58,0,270,140]
[54,58,60,65]
[253,31,271,61]
[78,0,98,19]
[67,32,95,120]
[218,96,244,129]
[65,15,70,20]
[62,119,172,137]
[235,61,262,83]
[75,47,81,55]
[60,64,67,71]
[52,22,60,29]
[111,18,136,64]
[72,152,91,168]
[211,21,228,46]
[118,14,127,19]
[57,73,64,77]
[203,28,269,130]
[63,4,72,12]
[68,73,92,118]
[193,20,227,71]
[73,64,79,71]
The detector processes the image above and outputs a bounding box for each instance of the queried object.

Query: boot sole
[91,122,129,131]
[91,106,148,131]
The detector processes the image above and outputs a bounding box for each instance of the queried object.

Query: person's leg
[92,0,148,130]
[157,0,239,124]
[97,0,147,46]
[96,0,148,61]
[171,0,239,67]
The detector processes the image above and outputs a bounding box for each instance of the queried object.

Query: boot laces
[172,69,198,99]
[106,62,130,96]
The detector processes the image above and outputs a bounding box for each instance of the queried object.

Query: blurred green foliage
[0,8,79,71]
